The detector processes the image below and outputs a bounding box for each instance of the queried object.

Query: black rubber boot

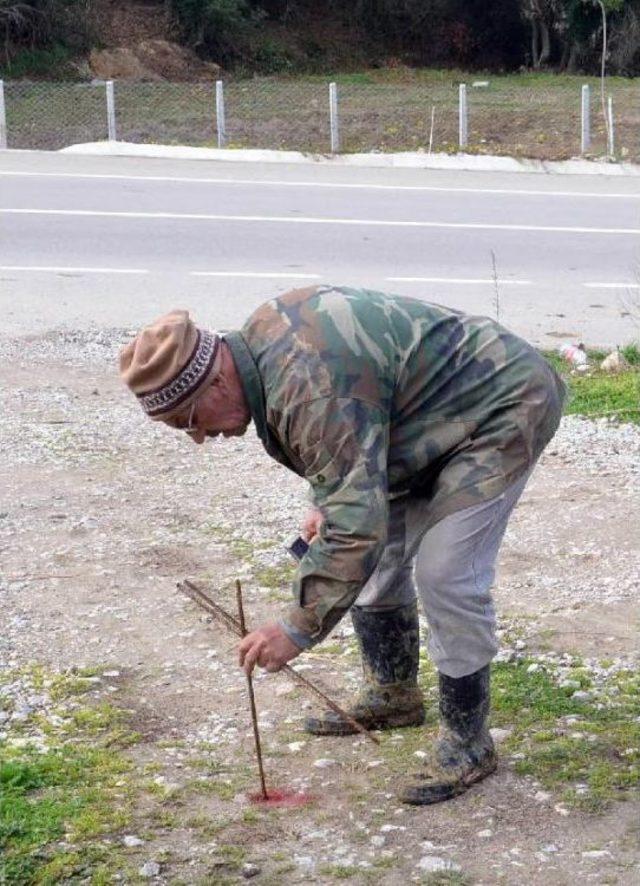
[400,664,496,805]
[305,601,425,735]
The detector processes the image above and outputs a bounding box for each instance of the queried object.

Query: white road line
[0,170,637,200]
[388,276,532,285]
[2,208,638,235]
[583,282,640,289]
[0,264,149,274]
[190,271,321,279]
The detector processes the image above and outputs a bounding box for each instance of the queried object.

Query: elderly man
[120,285,565,805]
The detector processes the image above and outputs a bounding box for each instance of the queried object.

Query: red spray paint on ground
[248,788,314,807]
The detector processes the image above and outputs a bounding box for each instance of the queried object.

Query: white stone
[287,741,306,753]
[416,856,460,873]
[138,861,160,878]
[534,791,552,802]
[581,850,612,860]
[370,835,386,848]
[123,835,144,847]
[313,758,336,768]
[477,829,493,838]
[490,727,512,744]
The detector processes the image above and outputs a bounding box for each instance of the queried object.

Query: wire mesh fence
[0,76,638,161]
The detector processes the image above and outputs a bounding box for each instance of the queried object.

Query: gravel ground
[1,325,639,885]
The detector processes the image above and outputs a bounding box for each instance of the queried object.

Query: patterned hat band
[137,330,220,417]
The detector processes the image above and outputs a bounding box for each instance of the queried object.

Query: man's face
[165,383,250,445]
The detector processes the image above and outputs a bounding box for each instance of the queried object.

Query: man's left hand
[238,621,301,676]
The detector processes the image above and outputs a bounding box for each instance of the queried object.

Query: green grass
[0,669,136,884]
[543,347,640,424]
[492,661,640,810]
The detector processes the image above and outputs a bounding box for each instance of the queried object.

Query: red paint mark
[248,788,314,807]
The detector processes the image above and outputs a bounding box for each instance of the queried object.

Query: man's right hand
[302,507,323,543]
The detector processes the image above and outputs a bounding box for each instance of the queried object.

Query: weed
[0,670,136,884]
[543,348,640,424]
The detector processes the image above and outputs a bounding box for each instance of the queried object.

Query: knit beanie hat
[119,309,221,419]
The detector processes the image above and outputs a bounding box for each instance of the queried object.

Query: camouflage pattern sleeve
[278,396,390,649]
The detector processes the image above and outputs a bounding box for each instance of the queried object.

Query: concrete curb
[60,140,640,177]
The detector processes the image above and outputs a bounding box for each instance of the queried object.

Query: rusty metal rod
[178,579,380,745]
[236,579,269,800]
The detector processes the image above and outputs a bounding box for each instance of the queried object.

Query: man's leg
[305,496,425,735]
[401,470,531,804]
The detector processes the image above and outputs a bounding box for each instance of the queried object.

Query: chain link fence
[0,76,638,161]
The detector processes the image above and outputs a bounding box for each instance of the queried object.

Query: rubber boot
[305,602,425,735]
[400,664,496,805]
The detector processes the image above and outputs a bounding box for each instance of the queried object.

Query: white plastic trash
[559,342,589,369]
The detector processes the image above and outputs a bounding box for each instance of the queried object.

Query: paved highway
[1,150,639,345]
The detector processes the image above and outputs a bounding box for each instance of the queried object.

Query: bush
[170,0,261,65]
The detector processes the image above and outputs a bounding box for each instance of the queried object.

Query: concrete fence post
[106,80,117,141]
[607,95,615,157]
[581,84,590,154]
[329,82,340,153]
[0,80,7,149]
[216,80,226,148]
[458,83,468,149]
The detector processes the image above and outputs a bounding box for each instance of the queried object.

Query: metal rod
[236,579,268,800]
[178,579,380,745]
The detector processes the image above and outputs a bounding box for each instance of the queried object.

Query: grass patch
[492,660,640,809]
[0,669,137,884]
[376,656,639,811]
[543,348,640,424]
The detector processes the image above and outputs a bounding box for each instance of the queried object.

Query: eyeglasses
[184,399,198,434]
[168,397,199,434]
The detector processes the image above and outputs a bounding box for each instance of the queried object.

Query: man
[120,285,565,805]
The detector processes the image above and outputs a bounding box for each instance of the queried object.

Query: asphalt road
[1,150,639,346]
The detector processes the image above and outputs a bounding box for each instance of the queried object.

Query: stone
[534,791,552,802]
[477,829,493,838]
[600,350,628,373]
[490,727,512,744]
[416,856,461,873]
[370,835,386,848]
[571,691,592,702]
[581,850,612,860]
[138,861,160,878]
[241,863,261,878]
[313,758,336,768]
[123,834,144,847]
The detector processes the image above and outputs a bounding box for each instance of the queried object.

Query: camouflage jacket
[226,286,565,648]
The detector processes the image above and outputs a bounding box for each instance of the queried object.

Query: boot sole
[400,755,498,806]
[305,709,425,736]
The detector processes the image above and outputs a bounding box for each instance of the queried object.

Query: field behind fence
[1,71,638,161]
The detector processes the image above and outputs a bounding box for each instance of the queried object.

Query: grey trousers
[353,470,532,679]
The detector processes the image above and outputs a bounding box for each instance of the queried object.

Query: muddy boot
[400,664,496,805]
[305,602,425,735]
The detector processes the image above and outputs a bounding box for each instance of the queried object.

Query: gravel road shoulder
[1,327,638,885]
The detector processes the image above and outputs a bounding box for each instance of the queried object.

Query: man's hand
[238,621,301,676]
[302,507,324,543]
